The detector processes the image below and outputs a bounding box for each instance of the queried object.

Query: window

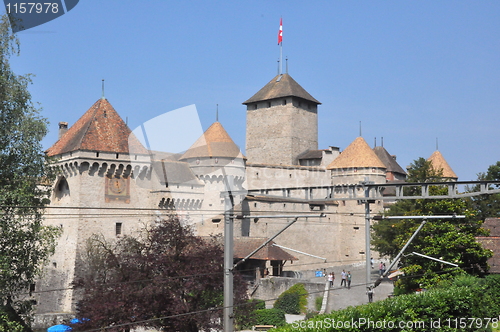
[115,222,122,236]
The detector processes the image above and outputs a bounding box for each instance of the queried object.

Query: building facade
[37,72,457,316]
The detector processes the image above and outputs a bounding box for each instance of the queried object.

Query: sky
[4,1,500,182]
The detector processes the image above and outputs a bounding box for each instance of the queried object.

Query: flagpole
[278,17,283,75]
[280,41,283,75]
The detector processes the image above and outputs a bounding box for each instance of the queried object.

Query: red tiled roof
[179,121,245,160]
[46,98,147,156]
[233,237,297,261]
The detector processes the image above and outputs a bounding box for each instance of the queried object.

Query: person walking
[347,271,352,289]
[340,270,347,287]
[328,272,334,287]
[379,262,384,276]
[367,286,374,303]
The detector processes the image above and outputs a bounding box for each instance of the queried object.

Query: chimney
[58,122,68,139]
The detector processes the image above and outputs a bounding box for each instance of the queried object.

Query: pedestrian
[379,262,383,276]
[340,269,347,287]
[367,286,374,303]
[370,257,374,269]
[328,272,333,287]
[382,263,386,276]
[347,271,352,289]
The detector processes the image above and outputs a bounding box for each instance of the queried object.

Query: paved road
[325,264,394,312]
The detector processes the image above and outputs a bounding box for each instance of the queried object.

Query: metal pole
[411,252,459,267]
[373,215,465,287]
[365,199,371,287]
[363,179,372,287]
[373,219,427,288]
[223,177,235,332]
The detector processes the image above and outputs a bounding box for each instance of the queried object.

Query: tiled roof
[179,121,244,160]
[327,137,386,169]
[427,150,457,179]
[151,160,202,185]
[234,237,298,261]
[46,98,147,156]
[243,73,321,105]
[298,149,324,160]
[483,218,500,237]
[476,218,500,273]
[373,146,406,175]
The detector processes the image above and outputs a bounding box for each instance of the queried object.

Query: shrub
[274,283,308,314]
[315,295,323,312]
[235,299,267,329]
[253,308,286,327]
[271,276,500,332]
[274,292,300,314]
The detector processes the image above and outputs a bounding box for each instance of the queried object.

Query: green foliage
[0,13,60,321]
[274,283,307,314]
[272,275,500,332]
[315,295,323,311]
[0,313,24,332]
[372,157,492,293]
[253,308,286,327]
[467,161,500,220]
[0,306,30,332]
[234,299,266,329]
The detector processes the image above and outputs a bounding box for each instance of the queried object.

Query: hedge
[274,283,308,314]
[271,275,500,332]
[253,308,287,327]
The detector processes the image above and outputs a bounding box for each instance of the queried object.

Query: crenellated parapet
[51,158,151,180]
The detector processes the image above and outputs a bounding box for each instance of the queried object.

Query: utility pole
[223,177,235,332]
[362,178,374,287]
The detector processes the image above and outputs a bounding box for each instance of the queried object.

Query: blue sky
[5,1,500,181]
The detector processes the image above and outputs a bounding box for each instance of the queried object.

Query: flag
[278,18,283,45]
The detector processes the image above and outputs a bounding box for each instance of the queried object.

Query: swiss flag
[278,18,283,45]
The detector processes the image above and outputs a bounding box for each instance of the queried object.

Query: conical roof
[179,121,244,160]
[46,98,147,156]
[243,73,321,105]
[327,137,386,169]
[427,150,457,179]
[373,146,406,175]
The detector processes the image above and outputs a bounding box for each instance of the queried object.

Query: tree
[74,216,249,332]
[372,158,491,294]
[0,14,60,327]
[467,161,500,221]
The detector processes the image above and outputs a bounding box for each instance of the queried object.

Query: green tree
[372,158,491,294]
[467,161,500,221]
[74,216,248,332]
[0,15,60,327]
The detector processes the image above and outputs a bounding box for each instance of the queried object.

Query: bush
[274,283,307,314]
[315,295,323,312]
[254,308,286,327]
[272,275,500,332]
[235,299,267,329]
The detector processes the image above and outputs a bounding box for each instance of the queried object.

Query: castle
[37,72,457,315]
